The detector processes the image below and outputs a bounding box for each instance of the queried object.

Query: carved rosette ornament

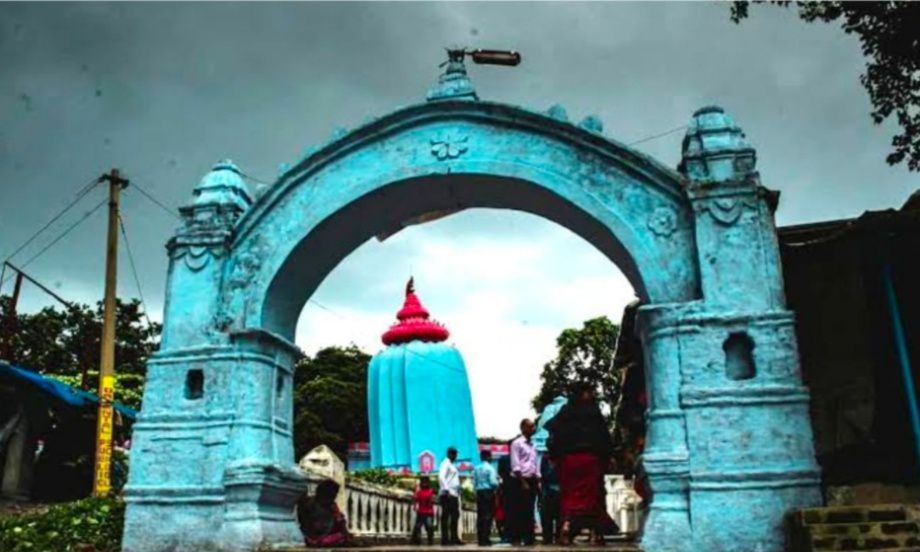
[430,133,469,160]
[648,206,678,237]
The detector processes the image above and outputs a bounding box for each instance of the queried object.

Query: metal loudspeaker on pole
[442,47,522,68]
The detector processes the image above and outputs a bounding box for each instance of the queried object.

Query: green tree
[0,295,159,410]
[532,316,621,417]
[731,1,920,170]
[293,345,371,460]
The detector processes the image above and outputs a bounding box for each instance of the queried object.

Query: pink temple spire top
[381,278,450,345]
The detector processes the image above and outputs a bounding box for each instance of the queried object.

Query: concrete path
[274,546,640,552]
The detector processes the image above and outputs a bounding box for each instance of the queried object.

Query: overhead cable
[0,199,107,287]
[118,214,155,330]
[2,176,101,262]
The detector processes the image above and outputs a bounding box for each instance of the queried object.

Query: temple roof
[381,278,450,346]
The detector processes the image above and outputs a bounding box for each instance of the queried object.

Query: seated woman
[297,479,351,547]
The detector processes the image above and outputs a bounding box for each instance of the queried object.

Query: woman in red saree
[545,385,615,545]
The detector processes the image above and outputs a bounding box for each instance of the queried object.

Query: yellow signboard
[94,375,116,495]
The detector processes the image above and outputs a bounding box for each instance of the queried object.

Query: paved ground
[274,545,640,551]
[270,532,641,551]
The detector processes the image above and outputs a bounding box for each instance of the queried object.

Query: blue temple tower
[367,279,479,473]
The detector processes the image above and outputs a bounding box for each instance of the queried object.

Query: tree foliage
[532,316,621,417]
[0,295,160,409]
[293,345,371,461]
[731,1,920,170]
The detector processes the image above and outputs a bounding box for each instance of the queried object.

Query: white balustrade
[604,474,644,535]
[304,473,477,541]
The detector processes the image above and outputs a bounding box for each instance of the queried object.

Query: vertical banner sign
[94,375,116,495]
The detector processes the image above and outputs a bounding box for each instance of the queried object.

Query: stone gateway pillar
[122,162,306,552]
[638,107,821,552]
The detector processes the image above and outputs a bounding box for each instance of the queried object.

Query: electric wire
[130,182,182,221]
[239,171,273,186]
[307,298,341,317]
[2,176,101,263]
[0,199,107,287]
[627,124,688,147]
[118,214,155,330]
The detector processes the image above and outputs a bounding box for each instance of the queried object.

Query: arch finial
[191,159,252,211]
[679,105,757,183]
[427,48,478,102]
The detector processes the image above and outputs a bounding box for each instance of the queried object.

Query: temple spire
[382,278,449,345]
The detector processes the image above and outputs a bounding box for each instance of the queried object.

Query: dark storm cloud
[0,2,916,316]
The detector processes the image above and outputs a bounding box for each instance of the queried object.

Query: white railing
[303,474,476,540]
[604,474,644,535]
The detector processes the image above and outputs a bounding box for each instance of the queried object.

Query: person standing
[410,476,436,545]
[438,447,462,545]
[545,385,615,545]
[539,455,561,544]
[495,450,513,544]
[509,419,540,546]
[473,449,500,546]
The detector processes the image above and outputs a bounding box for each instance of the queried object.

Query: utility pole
[1,270,24,361]
[93,168,128,496]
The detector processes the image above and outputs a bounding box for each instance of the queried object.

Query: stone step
[810,530,920,551]
[796,505,908,526]
[272,547,641,552]
[833,550,920,552]
[809,521,920,538]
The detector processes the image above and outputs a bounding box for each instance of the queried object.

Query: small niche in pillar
[724,332,755,381]
[276,374,284,399]
[185,369,204,400]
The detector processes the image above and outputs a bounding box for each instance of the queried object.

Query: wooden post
[93,168,128,496]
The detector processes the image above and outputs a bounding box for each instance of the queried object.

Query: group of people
[297,384,615,547]
[414,384,615,547]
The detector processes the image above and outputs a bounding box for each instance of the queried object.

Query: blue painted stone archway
[123,66,821,552]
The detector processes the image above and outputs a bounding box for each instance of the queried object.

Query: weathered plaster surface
[123,68,820,551]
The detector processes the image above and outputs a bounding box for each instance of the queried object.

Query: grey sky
[1,2,916,435]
